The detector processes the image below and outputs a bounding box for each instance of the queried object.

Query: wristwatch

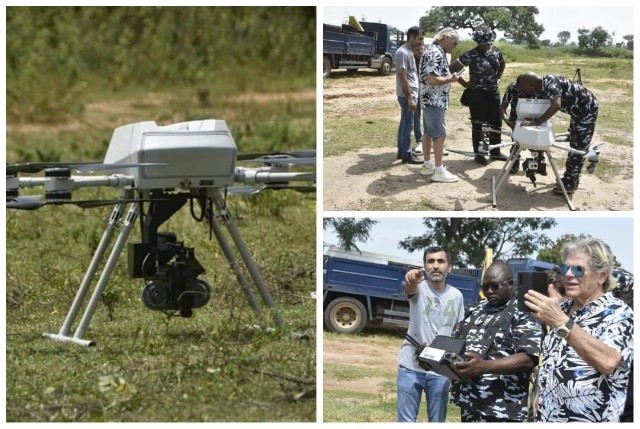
[556,318,575,339]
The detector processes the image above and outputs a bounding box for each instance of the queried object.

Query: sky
[322,216,634,273]
[322,5,634,44]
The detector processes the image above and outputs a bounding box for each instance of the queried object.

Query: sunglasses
[559,264,588,278]
[481,278,512,292]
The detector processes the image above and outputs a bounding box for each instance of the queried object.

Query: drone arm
[14,174,135,193]
[235,169,315,184]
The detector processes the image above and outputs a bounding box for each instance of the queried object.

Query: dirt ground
[323,71,633,211]
[323,331,401,395]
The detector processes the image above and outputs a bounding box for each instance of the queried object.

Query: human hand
[524,290,567,326]
[520,119,537,127]
[454,351,486,378]
[408,97,417,112]
[405,269,424,287]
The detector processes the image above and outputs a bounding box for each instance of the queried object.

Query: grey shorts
[422,105,447,139]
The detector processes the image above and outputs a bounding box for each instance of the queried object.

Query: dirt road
[323,70,633,211]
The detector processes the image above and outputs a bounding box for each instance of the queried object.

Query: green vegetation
[6,6,316,423]
[323,332,462,422]
[7,7,315,123]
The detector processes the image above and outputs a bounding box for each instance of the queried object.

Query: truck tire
[378,57,392,76]
[323,56,332,78]
[324,297,367,334]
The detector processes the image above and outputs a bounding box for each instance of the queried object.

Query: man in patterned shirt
[517,72,599,194]
[450,260,543,422]
[417,27,461,183]
[524,237,634,422]
[451,25,508,166]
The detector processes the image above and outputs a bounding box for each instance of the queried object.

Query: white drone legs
[491,144,576,211]
[43,190,139,346]
[207,189,285,329]
[492,145,523,208]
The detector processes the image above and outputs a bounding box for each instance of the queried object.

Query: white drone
[6,119,316,346]
[449,99,603,211]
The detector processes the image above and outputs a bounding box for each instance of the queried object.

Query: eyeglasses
[481,278,512,292]
[559,264,588,278]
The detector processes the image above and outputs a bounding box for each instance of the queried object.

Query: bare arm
[525,289,623,375]
[404,269,424,297]
[500,102,515,129]
[398,68,417,112]
[426,73,459,86]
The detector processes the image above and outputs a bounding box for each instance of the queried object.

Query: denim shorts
[422,105,447,139]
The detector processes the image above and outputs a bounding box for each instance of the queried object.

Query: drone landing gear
[491,144,576,211]
[44,189,139,346]
[43,188,284,347]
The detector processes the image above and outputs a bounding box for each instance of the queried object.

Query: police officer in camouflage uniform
[500,80,545,174]
[518,72,599,194]
[450,25,508,166]
[450,261,543,422]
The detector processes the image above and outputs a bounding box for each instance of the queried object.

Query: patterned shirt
[458,46,504,92]
[540,74,598,118]
[451,295,543,421]
[419,43,452,110]
[535,292,634,422]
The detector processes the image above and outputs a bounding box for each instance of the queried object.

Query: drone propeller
[238,157,316,166]
[236,149,316,161]
[6,195,161,211]
[6,162,165,175]
[228,185,316,196]
[583,143,605,159]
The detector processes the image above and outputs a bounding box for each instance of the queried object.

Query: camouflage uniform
[535,293,633,422]
[451,295,543,422]
[458,46,504,155]
[539,74,599,188]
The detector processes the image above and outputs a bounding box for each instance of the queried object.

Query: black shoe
[509,159,520,174]
[397,153,402,160]
[474,155,488,166]
[402,154,423,165]
[553,179,578,195]
[490,152,508,161]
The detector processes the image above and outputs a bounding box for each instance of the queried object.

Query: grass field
[6,86,317,422]
[324,48,634,157]
[323,330,463,422]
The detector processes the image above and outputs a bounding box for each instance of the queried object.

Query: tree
[323,217,378,252]
[557,31,571,46]
[623,34,634,50]
[537,234,622,267]
[577,26,613,52]
[540,39,551,47]
[418,6,544,48]
[397,218,556,268]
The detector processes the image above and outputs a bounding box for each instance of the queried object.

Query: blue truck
[323,21,405,78]
[323,246,558,334]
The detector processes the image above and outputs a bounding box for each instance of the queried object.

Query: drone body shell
[103,119,237,190]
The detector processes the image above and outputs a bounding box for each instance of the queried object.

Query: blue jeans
[397,365,450,422]
[397,96,416,158]
[413,104,422,145]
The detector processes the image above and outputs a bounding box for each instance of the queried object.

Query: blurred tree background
[7,6,316,123]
